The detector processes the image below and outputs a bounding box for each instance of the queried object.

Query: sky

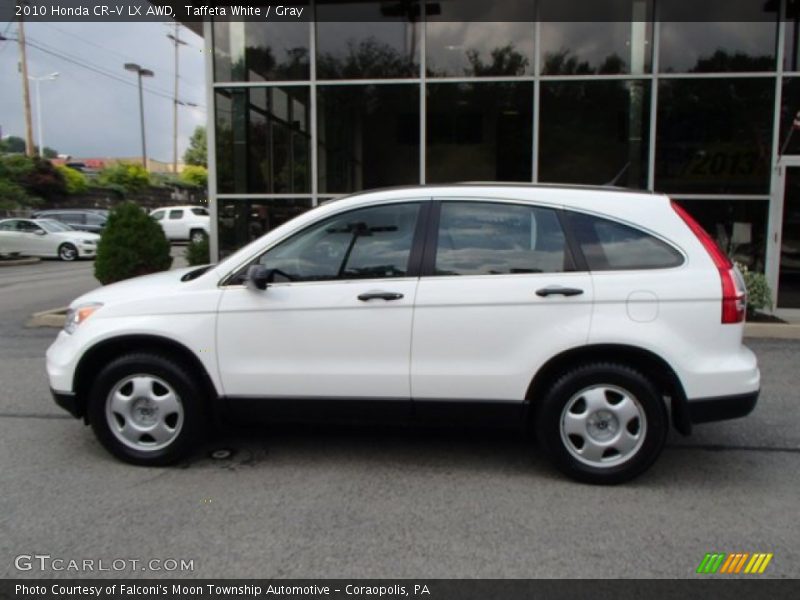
[0,20,206,162]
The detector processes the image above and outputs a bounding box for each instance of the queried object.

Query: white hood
[70,266,205,308]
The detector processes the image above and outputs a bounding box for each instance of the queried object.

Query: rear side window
[169,210,184,220]
[567,212,684,270]
[59,213,84,224]
[435,202,571,276]
[191,208,208,216]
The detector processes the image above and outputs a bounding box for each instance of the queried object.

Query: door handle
[535,286,584,297]
[358,291,404,301]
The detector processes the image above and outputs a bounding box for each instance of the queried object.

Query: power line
[8,35,205,110]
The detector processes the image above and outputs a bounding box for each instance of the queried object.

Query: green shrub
[94,202,172,284]
[55,164,88,194]
[184,235,210,266]
[735,262,772,317]
[179,164,208,188]
[97,163,150,193]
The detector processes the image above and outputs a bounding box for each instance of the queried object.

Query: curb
[745,322,800,340]
[0,257,40,267]
[27,307,68,328]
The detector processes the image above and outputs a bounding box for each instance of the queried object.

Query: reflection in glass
[218,198,313,258]
[258,203,421,281]
[655,79,773,194]
[779,168,800,308]
[213,21,310,81]
[539,80,650,189]
[435,202,568,276]
[786,0,800,71]
[426,82,533,183]
[659,22,775,73]
[540,1,652,75]
[427,19,533,77]
[673,200,768,272]
[216,87,311,195]
[316,3,420,79]
[779,78,800,155]
[317,85,419,194]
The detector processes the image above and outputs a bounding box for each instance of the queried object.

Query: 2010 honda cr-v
[46,184,760,484]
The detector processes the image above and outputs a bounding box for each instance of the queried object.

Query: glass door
[779,167,800,308]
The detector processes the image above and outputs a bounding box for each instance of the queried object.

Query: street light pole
[28,72,59,158]
[124,63,154,170]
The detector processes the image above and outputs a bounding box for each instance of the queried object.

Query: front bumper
[687,389,760,424]
[78,244,96,258]
[51,388,83,418]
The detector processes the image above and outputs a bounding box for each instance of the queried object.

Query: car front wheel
[87,353,206,466]
[189,229,207,244]
[535,363,667,484]
[58,243,78,261]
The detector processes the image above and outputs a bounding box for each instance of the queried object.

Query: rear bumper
[51,388,84,419]
[687,390,759,424]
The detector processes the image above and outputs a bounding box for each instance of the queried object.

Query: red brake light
[671,200,745,324]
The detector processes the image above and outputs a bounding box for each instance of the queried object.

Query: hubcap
[560,385,646,468]
[105,375,184,452]
[61,246,76,260]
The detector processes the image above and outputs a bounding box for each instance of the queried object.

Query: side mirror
[246,264,274,291]
[34,230,46,236]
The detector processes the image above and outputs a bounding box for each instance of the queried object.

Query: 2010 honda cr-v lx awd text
[46,184,760,484]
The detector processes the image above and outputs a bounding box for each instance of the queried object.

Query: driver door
[216,201,427,404]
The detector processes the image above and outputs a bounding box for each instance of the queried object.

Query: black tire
[534,362,667,484]
[58,243,78,261]
[189,229,207,244]
[87,353,207,466]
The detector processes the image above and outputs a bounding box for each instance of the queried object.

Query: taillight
[671,200,746,324]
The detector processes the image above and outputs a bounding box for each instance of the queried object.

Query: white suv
[149,206,209,243]
[46,185,759,483]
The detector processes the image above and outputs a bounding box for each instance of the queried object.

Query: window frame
[223,199,433,287]
[419,199,579,278]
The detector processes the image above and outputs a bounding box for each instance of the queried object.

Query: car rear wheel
[58,243,78,261]
[189,229,207,244]
[535,363,667,484]
[87,353,206,466]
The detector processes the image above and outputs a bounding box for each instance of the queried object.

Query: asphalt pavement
[0,256,798,579]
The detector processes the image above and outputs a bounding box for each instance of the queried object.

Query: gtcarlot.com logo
[696,552,773,574]
[14,554,194,573]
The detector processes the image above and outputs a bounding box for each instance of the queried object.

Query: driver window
[19,221,42,233]
[255,203,421,282]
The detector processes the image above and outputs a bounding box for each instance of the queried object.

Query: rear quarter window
[567,211,684,270]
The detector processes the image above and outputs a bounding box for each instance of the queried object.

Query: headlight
[64,303,103,334]
[81,239,97,245]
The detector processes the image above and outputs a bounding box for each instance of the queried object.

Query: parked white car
[46,185,759,483]
[149,206,209,243]
[0,218,100,261]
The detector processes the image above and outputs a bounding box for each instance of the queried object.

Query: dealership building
[189,1,800,313]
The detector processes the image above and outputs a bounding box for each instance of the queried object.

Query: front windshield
[38,220,74,233]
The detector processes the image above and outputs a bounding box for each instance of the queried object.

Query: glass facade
[208,2,800,310]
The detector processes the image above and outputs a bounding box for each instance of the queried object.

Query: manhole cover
[210,448,234,460]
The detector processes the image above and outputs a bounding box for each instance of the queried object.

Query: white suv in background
[150,206,209,243]
[46,185,759,484]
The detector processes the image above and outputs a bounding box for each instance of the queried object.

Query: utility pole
[17,16,35,157]
[167,23,187,174]
[124,63,154,170]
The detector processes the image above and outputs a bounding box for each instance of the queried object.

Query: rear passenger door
[410,200,594,403]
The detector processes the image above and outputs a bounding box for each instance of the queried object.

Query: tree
[0,136,26,154]
[179,164,208,188]
[0,154,65,201]
[94,202,172,284]
[183,126,207,167]
[97,163,150,193]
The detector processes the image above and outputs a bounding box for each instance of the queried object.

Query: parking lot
[1,257,799,579]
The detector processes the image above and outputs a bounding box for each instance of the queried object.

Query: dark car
[32,210,107,233]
